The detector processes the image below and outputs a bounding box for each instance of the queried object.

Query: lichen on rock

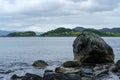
[73,32,114,63]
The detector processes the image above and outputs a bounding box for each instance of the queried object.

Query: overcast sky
[0,0,120,32]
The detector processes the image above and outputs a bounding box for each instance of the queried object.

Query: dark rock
[73,32,114,63]
[94,69,109,77]
[112,60,120,73]
[55,67,80,74]
[22,73,42,80]
[111,66,118,73]
[63,61,80,67]
[11,73,42,80]
[32,60,48,67]
[55,67,67,73]
[0,70,14,74]
[11,74,23,79]
[45,69,53,73]
[43,72,81,80]
[115,60,120,69]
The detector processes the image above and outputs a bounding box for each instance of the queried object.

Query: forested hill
[1,27,120,37]
[40,27,120,37]
[7,31,36,37]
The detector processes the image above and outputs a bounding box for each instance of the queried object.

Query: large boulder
[73,32,114,63]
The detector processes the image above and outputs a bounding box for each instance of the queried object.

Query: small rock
[11,74,22,79]
[64,69,80,74]
[94,69,109,77]
[22,73,42,80]
[63,61,80,67]
[43,72,81,80]
[32,60,48,67]
[0,70,14,74]
[45,69,53,73]
[93,66,103,71]
[111,67,118,73]
[55,67,67,73]
[55,67,81,74]
[116,60,120,69]
[111,60,120,73]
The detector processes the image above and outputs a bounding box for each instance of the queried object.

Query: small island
[7,31,36,37]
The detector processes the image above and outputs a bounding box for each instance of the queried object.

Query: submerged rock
[112,60,120,73]
[115,60,120,69]
[32,60,48,67]
[63,61,80,67]
[43,72,81,80]
[55,67,67,73]
[94,69,109,77]
[22,73,42,80]
[55,67,80,74]
[11,73,42,80]
[0,70,14,74]
[73,32,114,63]
[11,74,23,79]
[45,69,54,73]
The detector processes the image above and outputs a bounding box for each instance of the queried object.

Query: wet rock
[115,60,120,69]
[32,60,48,67]
[43,72,81,80]
[45,69,53,73]
[94,69,109,77]
[65,69,81,74]
[11,74,23,79]
[55,67,67,73]
[73,32,114,63]
[22,73,42,80]
[81,77,95,80]
[0,70,14,74]
[55,67,81,74]
[111,60,120,73]
[93,64,110,71]
[63,61,80,67]
[111,66,118,73]
[11,73,42,80]
[81,68,93,76]
[93,66,103,71]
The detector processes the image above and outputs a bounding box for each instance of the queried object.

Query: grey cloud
[0,0,120,31]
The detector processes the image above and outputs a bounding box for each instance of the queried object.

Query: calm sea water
[0,37,120,80]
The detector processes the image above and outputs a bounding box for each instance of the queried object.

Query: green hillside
[7,31,36,37]
[40,27,120,37]
[40,27,81,36]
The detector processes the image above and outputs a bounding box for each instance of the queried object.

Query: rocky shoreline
[10,60,120,80]
[9,33,120,80]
